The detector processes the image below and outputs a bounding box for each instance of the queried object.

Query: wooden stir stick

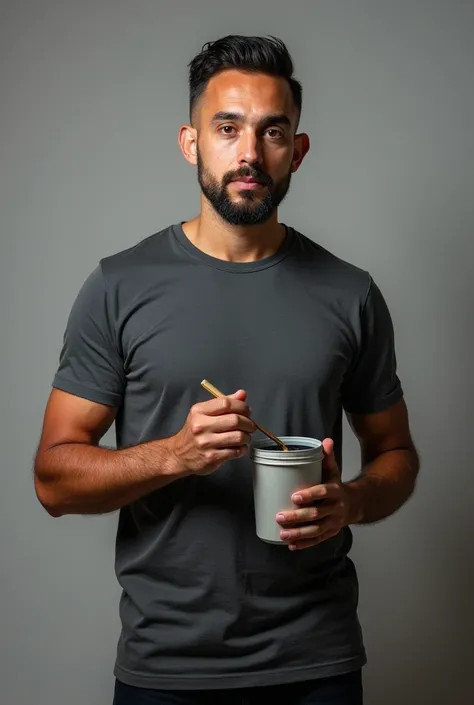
[201,379,288,452]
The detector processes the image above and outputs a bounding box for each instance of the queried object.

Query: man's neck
[181,200,287,263]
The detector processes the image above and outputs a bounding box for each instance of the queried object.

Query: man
[34,35,419,705]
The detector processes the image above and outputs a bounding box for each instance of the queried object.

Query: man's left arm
[276,277,420,549]
[276,399,419,550]
[343,397,419,524]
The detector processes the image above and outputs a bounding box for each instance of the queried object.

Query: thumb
[321,438,340,482]
[228,389,247,401]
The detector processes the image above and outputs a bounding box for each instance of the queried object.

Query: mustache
[224,167,272,187]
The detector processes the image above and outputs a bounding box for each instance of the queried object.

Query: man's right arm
[34,388,253,517]
[34,389,189,517]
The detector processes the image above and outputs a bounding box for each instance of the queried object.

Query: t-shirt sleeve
[52,264,125,407]
[341,277,403,414]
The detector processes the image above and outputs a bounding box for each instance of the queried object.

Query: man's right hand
[168,390,256,476]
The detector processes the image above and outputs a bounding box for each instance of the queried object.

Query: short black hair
[188,35,302,125]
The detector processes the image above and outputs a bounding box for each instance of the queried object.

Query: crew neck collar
[171,222,295,273]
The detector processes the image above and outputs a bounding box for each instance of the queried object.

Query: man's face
[192,70,305,226]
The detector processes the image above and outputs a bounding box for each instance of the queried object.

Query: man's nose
[237,131,262,165]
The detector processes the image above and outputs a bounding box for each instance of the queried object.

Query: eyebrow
[210,111,292,128]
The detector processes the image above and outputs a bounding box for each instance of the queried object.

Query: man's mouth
[231,176,265,188]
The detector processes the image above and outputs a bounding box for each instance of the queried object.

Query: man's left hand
[275,438,352,551]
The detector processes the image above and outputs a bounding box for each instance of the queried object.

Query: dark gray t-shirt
[52,223,403,690]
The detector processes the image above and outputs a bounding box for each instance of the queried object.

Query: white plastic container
[250,436,323,544]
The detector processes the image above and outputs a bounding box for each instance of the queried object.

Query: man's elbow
[34,468,64,518]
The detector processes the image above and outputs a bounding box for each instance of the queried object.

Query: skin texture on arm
[34,388,254,518]
[33,389,187,517]
[343,397,420,524]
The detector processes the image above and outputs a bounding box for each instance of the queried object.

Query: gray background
[1,0,473,703]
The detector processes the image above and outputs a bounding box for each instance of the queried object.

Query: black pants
[113,670,363,705]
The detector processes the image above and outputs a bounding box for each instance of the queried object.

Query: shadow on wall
[362,290,474,704]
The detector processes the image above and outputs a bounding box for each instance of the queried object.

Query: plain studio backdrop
[1,1,473,703]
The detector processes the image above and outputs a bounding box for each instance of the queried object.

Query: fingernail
[293,494,303,504]
[276,513,285,522]
[289,544,296,551]
[280,531,290,539]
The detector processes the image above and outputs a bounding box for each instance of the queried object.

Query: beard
[197,149,292,226]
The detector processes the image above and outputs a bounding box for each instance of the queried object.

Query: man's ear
[178,124,198,165]
[290,132,310,173]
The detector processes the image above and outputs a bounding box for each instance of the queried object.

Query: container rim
[250,436,323,459]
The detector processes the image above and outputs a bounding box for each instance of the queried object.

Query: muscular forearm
[344,448,419,525]
[35,439,189,517]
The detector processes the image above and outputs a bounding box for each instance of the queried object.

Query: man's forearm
[344,448,419,524]
[35,439,189,517]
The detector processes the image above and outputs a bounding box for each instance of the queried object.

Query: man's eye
[220,125,236,135]
[266,129,283,139]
